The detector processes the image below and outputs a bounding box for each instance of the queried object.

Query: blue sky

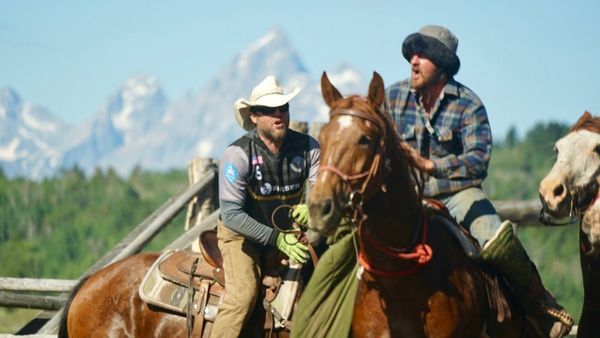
[1,0,598,139]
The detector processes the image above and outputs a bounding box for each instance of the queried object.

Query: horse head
[540,111,600,253]
[309,71,417,237]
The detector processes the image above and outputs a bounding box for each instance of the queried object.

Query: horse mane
[571,111,600,133]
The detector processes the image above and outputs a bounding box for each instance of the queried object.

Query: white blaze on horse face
[554,130,600,188]
[336,115,354,134]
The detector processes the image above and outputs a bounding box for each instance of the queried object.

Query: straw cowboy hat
[402,25,461,76]
[234,75,301,131]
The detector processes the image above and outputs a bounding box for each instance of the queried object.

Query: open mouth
[411,67,420,79]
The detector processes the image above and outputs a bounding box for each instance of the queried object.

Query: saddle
[139,229,302,337]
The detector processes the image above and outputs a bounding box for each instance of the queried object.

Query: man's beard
[412,68,446,92]
[259,124,287,143]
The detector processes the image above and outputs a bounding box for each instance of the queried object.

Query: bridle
[539,181,600,226]
[317,107,433,277]
[317,108,387,226]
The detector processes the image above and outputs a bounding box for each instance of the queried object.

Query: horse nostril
[553,184,565,199]
[322,199,333,216]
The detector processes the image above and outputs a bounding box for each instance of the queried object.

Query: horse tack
[357,214,433,277]
[319,108,389,204]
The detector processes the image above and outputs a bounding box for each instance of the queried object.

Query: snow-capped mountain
[96,28,366,175]
[0,87,70,179]
[59,76,167,174]
[1,28,366,179]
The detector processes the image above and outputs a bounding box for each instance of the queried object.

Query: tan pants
[210,221,265,338]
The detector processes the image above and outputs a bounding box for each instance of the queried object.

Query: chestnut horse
[539,111,600,338]
[57,251,293,338]
[308,72,537,337]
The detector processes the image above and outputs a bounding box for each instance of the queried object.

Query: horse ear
[321,72,343,108]
[572,111,594,130]
[367,72,385,108]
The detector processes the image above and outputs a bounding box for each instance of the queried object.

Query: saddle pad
[140,250,226,316]
[139,250,195,314]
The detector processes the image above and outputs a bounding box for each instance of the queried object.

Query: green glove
[291,204,309,226]
[276,232,309,264]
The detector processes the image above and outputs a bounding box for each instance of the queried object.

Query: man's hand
[276,233,309,264]
[399,141,435,173]
[291,204,309,226]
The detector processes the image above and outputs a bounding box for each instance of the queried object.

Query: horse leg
[578,245,600,338]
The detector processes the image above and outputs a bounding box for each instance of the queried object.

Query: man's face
[250,103,290,143]
[409,54,445,91]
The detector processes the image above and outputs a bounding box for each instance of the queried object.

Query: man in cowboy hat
[213,75,320,337]
[384,25,573,337]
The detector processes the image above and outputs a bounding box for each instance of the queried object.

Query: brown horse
[539,111,600,338]
[58,250,296,338]
[308,72,536,337]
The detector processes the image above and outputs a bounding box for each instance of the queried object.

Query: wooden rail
[493,199,544,226]
[0,293,64,311]
[0,278,76,293]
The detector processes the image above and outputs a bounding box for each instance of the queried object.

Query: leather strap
[191,279,211,337]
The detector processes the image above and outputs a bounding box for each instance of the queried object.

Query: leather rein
[318,108,432,277]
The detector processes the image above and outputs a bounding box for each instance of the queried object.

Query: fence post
[185,158,218,251]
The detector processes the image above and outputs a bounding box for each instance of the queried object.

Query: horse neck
[362,148,422,249]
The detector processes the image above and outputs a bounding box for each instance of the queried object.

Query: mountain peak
[235,28,306,75]
[122,75,160,99]
[0,87,22,118]
[255,27,287,48]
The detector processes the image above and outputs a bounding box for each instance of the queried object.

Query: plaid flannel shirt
[384,78,492,197]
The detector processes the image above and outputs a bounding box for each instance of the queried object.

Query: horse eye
[358,135,372,146]
[594,145,600,155]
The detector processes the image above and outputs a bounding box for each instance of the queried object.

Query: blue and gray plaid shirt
[384,78,492,197]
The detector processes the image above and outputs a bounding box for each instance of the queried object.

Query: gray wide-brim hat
[234,75,301,131]
[402,25,460,76]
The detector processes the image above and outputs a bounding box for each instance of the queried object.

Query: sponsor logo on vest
[224,163,238,183]
[260,182,272,195]
[290,156,306,174]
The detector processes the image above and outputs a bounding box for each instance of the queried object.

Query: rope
[186,257,199,338]
[270,204,319,266]
[358,213,433,277]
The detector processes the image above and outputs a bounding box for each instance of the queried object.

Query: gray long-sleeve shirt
[218,129,320,246]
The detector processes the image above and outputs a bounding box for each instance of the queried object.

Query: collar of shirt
[250,128,291,156]
[409,78,460,121]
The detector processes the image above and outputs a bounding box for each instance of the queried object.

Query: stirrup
[539,293,574,329]
[528,307,573,338]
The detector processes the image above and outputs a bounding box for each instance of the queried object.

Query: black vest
[232,129,311,229]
